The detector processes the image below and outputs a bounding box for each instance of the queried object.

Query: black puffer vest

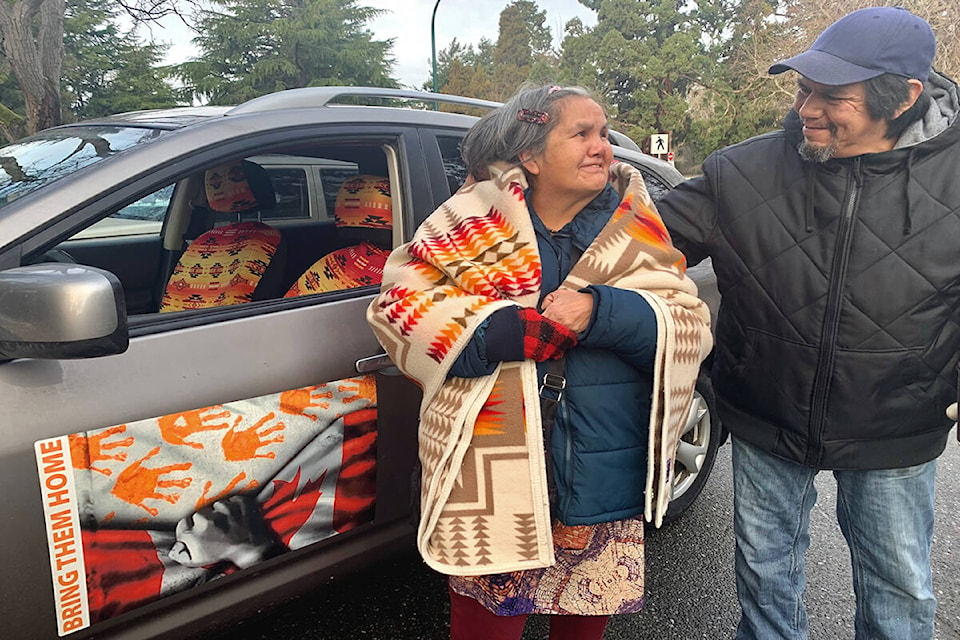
[659,77,960,469]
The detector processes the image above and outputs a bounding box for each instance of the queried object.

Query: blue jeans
[732,437,937,640]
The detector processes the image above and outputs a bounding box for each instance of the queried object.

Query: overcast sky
[151,0,598,88]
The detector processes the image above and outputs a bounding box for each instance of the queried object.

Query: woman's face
[521,96,613,201]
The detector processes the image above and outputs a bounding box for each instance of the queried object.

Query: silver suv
[0,87,720,639]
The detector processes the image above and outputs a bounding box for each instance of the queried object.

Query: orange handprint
[158,406,232,449]
[279,386,333,421]
[69,425,134,476]
[111,447,192,517]
[221,412,285,461]
[194,471,259,511]
[339,375,377,404]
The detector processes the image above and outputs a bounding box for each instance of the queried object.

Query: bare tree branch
[116,0,203,26]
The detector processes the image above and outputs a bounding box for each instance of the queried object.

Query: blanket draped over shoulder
[366,162,713,576]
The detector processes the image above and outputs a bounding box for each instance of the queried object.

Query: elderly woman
[367,85,712,640]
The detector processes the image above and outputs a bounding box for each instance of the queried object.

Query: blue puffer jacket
[450,186,658,525]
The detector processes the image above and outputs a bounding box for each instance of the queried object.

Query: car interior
[158,158,288,311]
[35,140,414,318]
[284,174,392,297]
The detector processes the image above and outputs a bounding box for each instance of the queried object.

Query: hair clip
[547,85,563,94]
[517,108,549,125]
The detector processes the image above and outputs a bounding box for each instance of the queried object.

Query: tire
[662,373,722,523]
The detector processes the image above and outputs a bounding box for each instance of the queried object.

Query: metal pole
[431,0,442,93]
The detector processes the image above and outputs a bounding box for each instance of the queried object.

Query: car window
[437,135,468,194]
[115,184,174,221]
[636,166,673,203]
[252,156,360,222]
[34,141,399,317]
[0,125,166,208]
[71,184,173,240]
[318,167,361,218]
[263,166,310,219]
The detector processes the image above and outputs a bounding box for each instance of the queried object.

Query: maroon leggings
[448,587,609,640]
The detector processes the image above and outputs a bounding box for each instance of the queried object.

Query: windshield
[0,125,166,209]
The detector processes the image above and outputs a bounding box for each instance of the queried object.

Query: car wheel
[662,373,721,523]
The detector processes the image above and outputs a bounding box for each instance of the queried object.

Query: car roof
[64,106,233,130]
[53,87,643,151]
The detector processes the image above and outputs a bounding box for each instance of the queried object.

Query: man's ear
[894,79,925,119]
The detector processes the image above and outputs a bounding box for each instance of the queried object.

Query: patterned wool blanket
[367,161,712,575]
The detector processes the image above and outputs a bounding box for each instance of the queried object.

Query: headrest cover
[768,7,935,85]
[334,175,392,229]
[205,160,276,213]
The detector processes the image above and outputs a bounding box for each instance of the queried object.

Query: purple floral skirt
[448,517,645,616]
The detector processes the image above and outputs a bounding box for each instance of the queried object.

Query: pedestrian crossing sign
[650,133,669,154]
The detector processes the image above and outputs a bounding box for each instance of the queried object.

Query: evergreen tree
[433,1,559,103]
[556,17,600,89]
[0,59,26,141]
[681,0,786,165]
[63,0,182,121]
[176,0,397,106]
[81,48,184,118]
[427,38,483,93]
[426,38,495,94]
[560,0,715,159]
[493,0,552,69]
[490,0,556,95]
[0,0,183,139]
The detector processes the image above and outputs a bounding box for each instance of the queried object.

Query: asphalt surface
[199,428,960,640]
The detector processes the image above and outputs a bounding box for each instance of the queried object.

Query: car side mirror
[0,264,128,362]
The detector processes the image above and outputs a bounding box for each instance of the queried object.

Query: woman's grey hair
[461,84,596,179]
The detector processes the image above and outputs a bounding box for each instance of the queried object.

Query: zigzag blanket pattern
[367,162,712,576]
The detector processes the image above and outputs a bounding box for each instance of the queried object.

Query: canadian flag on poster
[34,377,379,636]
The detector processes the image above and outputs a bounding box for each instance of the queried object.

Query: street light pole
[431,0,442,93]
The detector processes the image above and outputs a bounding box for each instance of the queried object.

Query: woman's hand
[541,289,593,333]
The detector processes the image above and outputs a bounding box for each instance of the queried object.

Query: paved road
[199,428,960,640]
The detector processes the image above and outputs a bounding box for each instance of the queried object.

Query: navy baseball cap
[769,7,935,85]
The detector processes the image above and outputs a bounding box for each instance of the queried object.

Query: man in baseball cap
[657,7,958,639]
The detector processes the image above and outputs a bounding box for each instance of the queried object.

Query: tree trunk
[0,0,65,135]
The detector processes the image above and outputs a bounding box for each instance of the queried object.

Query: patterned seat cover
[160,222,282,311]
[284,174,392,297]
[284,240,388,297]
[160,160,281,312]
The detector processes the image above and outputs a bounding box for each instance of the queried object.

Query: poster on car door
[34,376,378,636]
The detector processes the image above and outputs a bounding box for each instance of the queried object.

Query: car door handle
[356,353,400,375]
